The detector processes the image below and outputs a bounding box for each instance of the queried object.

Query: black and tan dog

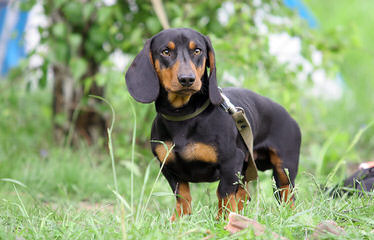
[125,28,301,220]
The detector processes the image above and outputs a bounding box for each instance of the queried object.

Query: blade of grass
[1,178,27,188]
[89,95,126,240]
[128,97,137,216]
[112,190,131,211]
[135,162,152,223]
[14,185,37,236]
[316,132,338,177]
[89,95,117,192]
[139,140,174,220]
[89,217,103,240]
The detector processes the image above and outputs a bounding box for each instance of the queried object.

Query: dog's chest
[177,142,218,163]
[151,114,227,182]
[155,140,220,182]
[154,140,218,164]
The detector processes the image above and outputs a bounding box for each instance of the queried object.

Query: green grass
[1,85,373,239]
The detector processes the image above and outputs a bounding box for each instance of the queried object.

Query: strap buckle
[219,88,237,114]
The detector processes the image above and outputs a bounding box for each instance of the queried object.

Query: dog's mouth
[162,77,202,102]
[165,85,200,96]
[174,88,198,95]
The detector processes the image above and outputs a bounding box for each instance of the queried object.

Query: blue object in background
[0,5,6,31]
[0,2,28,76]
[284,0,318,28]
[284,0,346,91]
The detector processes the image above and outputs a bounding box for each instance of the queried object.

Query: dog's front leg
[216,150,246,219]
[166,177,192,222]
[171,182,192,221]
[162,169,192,221]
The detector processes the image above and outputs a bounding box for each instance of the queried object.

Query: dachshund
[125,28,301,220]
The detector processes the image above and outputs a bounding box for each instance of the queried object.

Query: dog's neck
[155,86,209,117]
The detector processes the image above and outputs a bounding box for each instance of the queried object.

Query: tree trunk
[52,63,107,146]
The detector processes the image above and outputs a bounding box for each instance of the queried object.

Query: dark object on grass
[343,166,374,193]
[125,28,301,220]
[330,163,374,197]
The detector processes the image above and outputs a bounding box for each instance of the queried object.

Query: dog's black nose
[178,74,195,87]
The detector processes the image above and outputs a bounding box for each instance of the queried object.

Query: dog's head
[125,28,222,108]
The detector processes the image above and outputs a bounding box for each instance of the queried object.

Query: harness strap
[220,92,258,182]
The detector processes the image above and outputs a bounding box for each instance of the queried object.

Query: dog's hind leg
[269,148,297,206]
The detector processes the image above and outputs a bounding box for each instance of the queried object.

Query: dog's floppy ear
[203,35,222,105]
[125,39,159,103]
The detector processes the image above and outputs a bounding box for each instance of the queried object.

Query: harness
[219,92,258,181]
[160,91,258,182]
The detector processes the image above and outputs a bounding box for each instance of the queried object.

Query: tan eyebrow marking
[189,41,196,50]
[167,41,175,50]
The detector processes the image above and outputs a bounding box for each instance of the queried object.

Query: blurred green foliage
[305,0,374,160]
[5,0,372,181]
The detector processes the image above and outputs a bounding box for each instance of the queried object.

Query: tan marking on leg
[269,148,289,186]
[181,142,217,163]
[216,191,238,220]
[217,186,251,220]
[216,189,223,220]
[167,41,175,50]
[269,149,295,207]
[223,193,237,215]
[236,186,250,212]
[154,141,175,163]
[189,41,196,50]
[170,182,192,221]
[279,184,295,208]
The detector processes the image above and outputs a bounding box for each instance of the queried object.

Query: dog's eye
[161,49,171,57]
[193,48,202,55]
